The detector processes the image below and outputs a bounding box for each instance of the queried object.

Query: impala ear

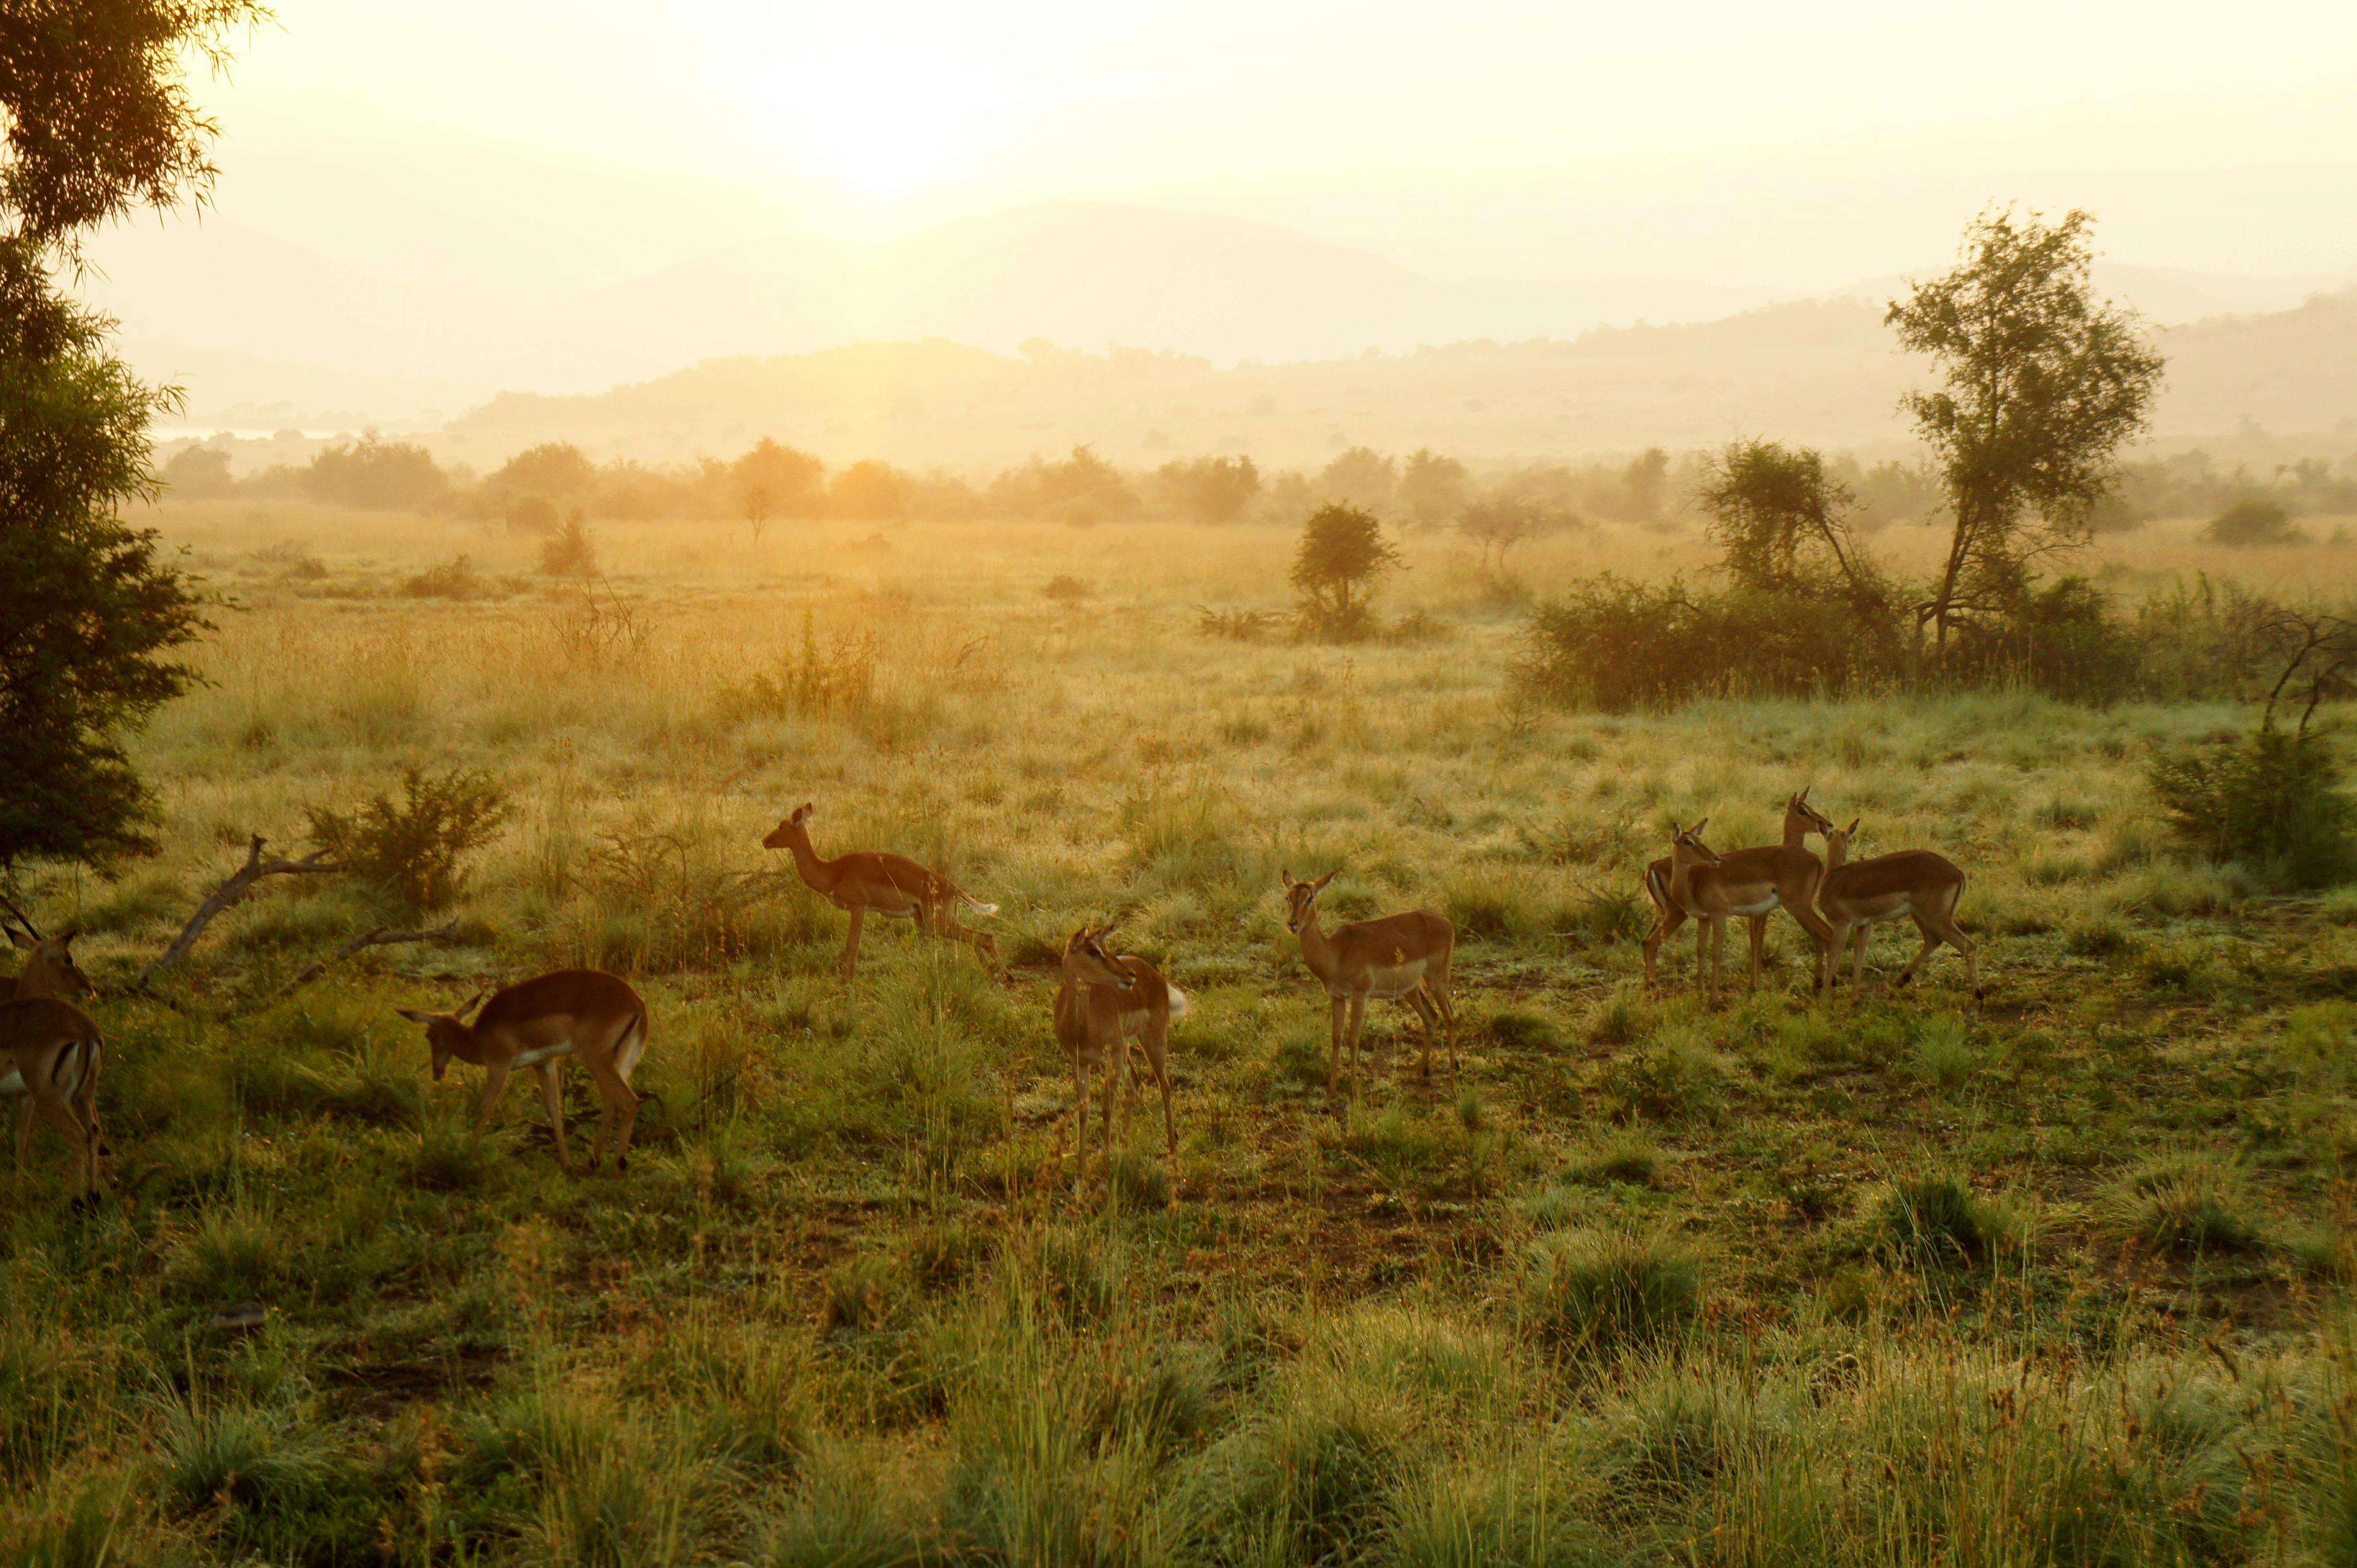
[4,926,29,950]
[456,989,488,1021]
[1280,869,1295,890]
[1797,784,1812,805]
[1312,869,1338,893]
[1691,816,1709,837]
[397,1007,438,1026]
[1844,817,1860,837]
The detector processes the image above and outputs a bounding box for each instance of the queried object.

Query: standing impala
[4,919,106,1200]
[1,998,106,1204]
[399,969,652,1173]
[1281,870,1457,1094]
[1817,819,1982,1000]
[1054,923,1188,1178]
[1643,788,1834,991]
[762,802,998,983]
[1664,819,1837,1001]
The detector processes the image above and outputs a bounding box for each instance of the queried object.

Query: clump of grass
[2107,1155,2265,1258]
[1106,1148,1172,1211]
[1879,1175,1994,1268]
[305,763,511,912]
[1905,1013,1987,1090]
[1564,1130,1663,1189]
[400,554,483,599]
[2062,914,2136,958]
[408,1121,499,1192]
[1586,991,1649,1047]
[1179,1382,1407,1565]
[822,1255,914,1336]
[1512,1228,1701,1354]
[1197,605,1283,642]
[1486,1005,1560,1051]
[1594,1025,1726,1124]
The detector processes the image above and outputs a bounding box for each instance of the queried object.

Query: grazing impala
[1281,870,1457,1094]
[399,969,651,1173]
[1665,819,1838,1000]
[1817,819,1982,1000]
[762,802,998,983]
[1054,923,1188,1175]
[1643,788,1835,992]
[1,998,106,1203]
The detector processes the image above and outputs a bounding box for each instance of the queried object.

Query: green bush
[2206,496,2298,547]
[305,763,511,912]
[1513,1229,1702,1354]
[2148,726,2354,889]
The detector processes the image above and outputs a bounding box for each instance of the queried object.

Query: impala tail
[1166,985,1191,1019]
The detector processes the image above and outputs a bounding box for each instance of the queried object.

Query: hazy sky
[176,0,2357,291]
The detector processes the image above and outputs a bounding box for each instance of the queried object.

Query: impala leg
[1070,1056,1092,1189]
[32,1089,92,1202]
[841,907,866,985]
[471,1062,513,1144]
[1406,986,1441,1081]
[928,905,997,969]
[1327,996,1348,1093]
[1894,916,1942,989]
[536,1062,573,1173]
[1849,926,1869,992]
[1785,899,1840,996]
[1143,1021,1176,1158]
[1642,904,1686,993]
[15,1095,32,1176]
[587,1056,642,1172]
[1345,994,1368,1088]
[1746,916,1767,993]
[1431,954,1459,1073]
[1694,919,1712,1001]
[1923,898,1981,1000]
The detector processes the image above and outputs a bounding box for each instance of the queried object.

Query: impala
[1281,870,1457,1094]
[1817,818,1982,999]
[1664,819,1838,1000]
[399,969,652,1173]
[1643,788,1834,991]
[762,802,999,982]
[1,998,106,1203]
[1054,923,1188,1175]
[6,925,97,1003]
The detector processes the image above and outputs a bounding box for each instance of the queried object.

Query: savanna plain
[11,500,2357,1567]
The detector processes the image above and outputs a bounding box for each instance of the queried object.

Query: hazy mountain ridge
[439,286,2357,469]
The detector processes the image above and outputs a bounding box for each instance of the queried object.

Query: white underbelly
[0,1067,20,1096]
[513,1041,576,1069]
[1332,966,1428,1001]
[1726,897,1779,918]
[1838,899,1912,925]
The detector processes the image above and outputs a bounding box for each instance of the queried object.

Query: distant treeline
[159,431,2356,540]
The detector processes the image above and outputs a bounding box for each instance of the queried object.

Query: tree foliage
[731,436,823,540]
[1698,438,1879,604]
[1154,454,1259,524]
[0,2,264,875]
[1291,503,1400,636]
[1887,208,2165,648]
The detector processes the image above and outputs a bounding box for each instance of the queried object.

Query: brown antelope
[4,919,107,1200]
[1054,923,1188,1177]
[1281,870,1457,1093]
[1,999,107,1204]
[399,969,652,1173]
[1664,819,1838,1001]
[1643,788,1834,991]
[762,803,998,983]
[7,925,97,1003]
[1817,819,1982,1000]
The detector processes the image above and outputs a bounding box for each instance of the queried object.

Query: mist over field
[11,4,2357,1565]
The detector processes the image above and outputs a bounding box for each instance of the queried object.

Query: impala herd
[2,788,1976,1203]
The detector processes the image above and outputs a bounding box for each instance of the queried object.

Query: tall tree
[1698,438,1877,603]
[1888,208,2164,649]
[731,436,823,543]
[0,1,266,878]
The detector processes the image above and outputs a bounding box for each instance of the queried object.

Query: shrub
[400,554,483,599]
[305,764,511,912]
[2206,497,2298,547]
[2148,726,2354,889]
[1292,502,1400,640]
[2107,1157,2263,1257]
[539,512,597,576]
[1513,1229,1701,1353]
[1040,574,1090,602]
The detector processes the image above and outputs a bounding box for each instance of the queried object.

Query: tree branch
[135,835,341,989]
[264,919,462,1003]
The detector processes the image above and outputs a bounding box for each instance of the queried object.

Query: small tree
[1459,498,1539,573]
[1320,446,1396,511]
[830,460,906,521]
[1698,438,1879,602]
[1889,208,2165,651]
[2206,497,2297,548]
[1621,448,1671,522]
[1400,448,1471,527]
[1154,455,1259,524]
[1291,503,1400,636]
[539,511,597,577]
[731,436,823,543]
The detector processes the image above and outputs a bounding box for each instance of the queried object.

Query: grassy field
[7,500,2357,1565]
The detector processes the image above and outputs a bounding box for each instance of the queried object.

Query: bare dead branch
[0,894,40,944]
[135,835,341,990]
[266,919,462,1003]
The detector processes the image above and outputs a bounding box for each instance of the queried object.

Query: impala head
[1280,869,1339,934]
[1064,924,1135,989]
[397,990,488,1080]
[1823,817,1861,863]
[1669,820,1720,867]
[761,801,816,850]
[1786,785,1837,838]
[8,926,96,1001]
